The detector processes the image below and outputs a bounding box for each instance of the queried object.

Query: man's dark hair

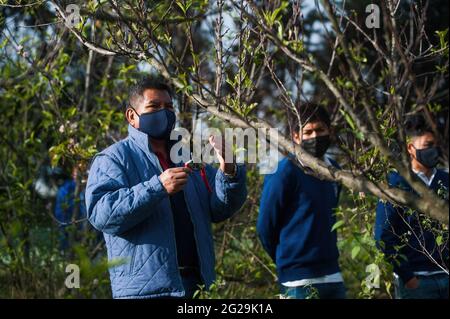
[405,114,434,138]
[290,103,331,133]
[126,75,173,111]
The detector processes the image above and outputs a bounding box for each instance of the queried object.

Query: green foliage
[262,2,289,28]
[335,192,394,299]
[0,17,130,297]
[434,29,449,57]
[196,164,278,299]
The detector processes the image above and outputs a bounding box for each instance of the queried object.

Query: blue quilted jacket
[85,125,247,298]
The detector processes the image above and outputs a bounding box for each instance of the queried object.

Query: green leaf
[263,1,288,27]
[339,109,356,131]
[176,0,193,15]
[389,86,395,95]
[435,29,448,50]
[351,246,361,259]
[344,81,354,89]
[331,220,344,232]
[68,106,77,117]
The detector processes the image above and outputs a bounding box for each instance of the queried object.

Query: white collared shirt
[282,272,343,287]
[413,168,437,187]
[394,271,447,280]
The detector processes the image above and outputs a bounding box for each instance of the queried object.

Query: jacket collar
[128,124,166,173]
[127,124,185,169]
[128,124,153,154]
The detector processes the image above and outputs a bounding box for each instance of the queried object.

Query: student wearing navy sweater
[257,104,345,299]
[375,115,449,299]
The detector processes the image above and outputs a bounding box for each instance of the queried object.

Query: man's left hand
[208,135,236,175]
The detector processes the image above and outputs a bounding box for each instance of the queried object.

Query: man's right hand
[159,167,191,194]
[405,277,420,289]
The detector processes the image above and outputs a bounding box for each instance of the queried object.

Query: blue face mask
[132,108,176,140]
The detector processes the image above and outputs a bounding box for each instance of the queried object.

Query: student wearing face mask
[85,76,247,299]
[375,115,449,299]
[257,103,345,299]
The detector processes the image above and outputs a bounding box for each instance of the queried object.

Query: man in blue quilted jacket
[85,76,247,299]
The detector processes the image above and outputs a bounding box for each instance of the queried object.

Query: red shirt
[154,151,171,170]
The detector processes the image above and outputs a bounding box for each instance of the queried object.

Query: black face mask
[301,135,331,158]
[415,146,441,169]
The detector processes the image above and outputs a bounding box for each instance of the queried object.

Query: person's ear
[125,108,138,128]
[407,142,416,159]
[292,130,301,144]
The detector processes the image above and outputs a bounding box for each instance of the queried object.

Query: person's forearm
[86,175,166,235]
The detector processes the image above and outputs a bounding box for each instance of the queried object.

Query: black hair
[126,75,173,111]
[290,103,331,133]
[405,114,434,138]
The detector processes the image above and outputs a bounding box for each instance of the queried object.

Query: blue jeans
[395,274,449,299]
[281,282,346,299]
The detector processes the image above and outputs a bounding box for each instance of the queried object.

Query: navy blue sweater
[257,156,341,283]
[375,170,449,283]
